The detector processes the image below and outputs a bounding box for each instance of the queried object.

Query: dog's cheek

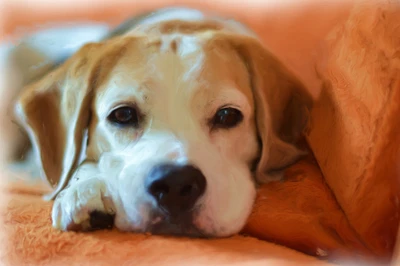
[210,127,258,166]
[194,163,256,237]
[231,129,259,164]
[112,164,156,232]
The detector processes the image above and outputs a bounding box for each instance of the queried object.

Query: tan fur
[157,20,223,34]
[15,20,312,202]
[207,33,313,181]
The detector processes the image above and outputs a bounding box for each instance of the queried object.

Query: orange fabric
[0,154,373,265]
[243,152,370,259]
[0,181,334,266]
[2,0,353,97]
[307,0,400,257]
[393,225,400,265]
[1,0,400,265]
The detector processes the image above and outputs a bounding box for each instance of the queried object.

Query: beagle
[14,7,313,237]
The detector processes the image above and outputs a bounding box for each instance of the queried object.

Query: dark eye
[108,106,139,126]
[211,107,243,129]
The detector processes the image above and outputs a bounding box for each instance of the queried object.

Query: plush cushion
[307,0,400,257]
[1,0,399,265]
[0,180,333,266]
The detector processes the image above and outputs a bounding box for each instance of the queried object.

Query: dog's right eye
[108,106,139,126]
[210,107,243,130]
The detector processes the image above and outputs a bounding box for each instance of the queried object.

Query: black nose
[146,163,207,217]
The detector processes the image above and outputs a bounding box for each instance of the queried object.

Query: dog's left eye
[108,106,139,126]
[211,107,243,129]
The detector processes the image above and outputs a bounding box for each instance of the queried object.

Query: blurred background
[0,0,352,175]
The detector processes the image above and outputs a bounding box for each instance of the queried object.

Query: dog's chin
[145,211,209,238]
[148,221,207,238]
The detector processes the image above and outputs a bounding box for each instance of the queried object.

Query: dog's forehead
[93,34,253,110]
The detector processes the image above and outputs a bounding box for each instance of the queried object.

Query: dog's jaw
[98,130,257,237]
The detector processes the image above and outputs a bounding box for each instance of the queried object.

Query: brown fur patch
[156,20,222,35]
[170,39,178,53]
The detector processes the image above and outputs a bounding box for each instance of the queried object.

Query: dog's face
[15,29,312,237]
[85,36,259,236]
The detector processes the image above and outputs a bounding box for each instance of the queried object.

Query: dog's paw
[51,178,115,231]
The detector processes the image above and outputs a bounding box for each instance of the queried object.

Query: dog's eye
[211,107,243,129]
[108,106,139,126]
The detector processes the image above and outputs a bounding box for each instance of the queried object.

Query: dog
[13,7,313,237]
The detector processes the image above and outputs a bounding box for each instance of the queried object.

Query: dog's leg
[51,162,116,231]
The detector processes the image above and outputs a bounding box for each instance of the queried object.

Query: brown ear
[14,43,103,200]
[215,33,313,183]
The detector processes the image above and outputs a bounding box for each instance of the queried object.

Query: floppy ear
[14,43,103,200]
[217,33,313,183]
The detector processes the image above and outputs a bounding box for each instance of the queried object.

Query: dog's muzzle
[144,163,207,236]
[146,163,206,217]
[88,162,208,235]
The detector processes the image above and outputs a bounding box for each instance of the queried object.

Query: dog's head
[15,28,312,237]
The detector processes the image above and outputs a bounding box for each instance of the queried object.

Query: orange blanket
[308,0,400,258]
[1,178,334,266]
[1,0,400,265]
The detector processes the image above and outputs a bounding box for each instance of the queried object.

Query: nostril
[180,184,194,197]
[150,182,170,200]
[153,183,170,194]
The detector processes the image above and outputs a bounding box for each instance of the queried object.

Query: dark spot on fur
[88,210,115,230]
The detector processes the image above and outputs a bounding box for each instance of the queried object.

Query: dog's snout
[146,163,206,216]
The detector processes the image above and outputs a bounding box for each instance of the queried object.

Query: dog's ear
[14,42,104,200]
[213,33,313,183]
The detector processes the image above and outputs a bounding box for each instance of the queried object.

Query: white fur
[124,7,257,38]
[52,8,260,237]
[125,7,205,36]
[52,164,114,230]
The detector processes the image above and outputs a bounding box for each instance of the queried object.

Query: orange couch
[1,0,399,265]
